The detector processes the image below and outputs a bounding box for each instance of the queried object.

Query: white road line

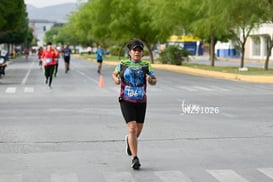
[207,169,249,182]
[0,174,22,182]
[154,170,193,182]
[21,62,34,85]
[24,87,34,93]
[77,70,98,83]
[5,87,16,94]
[104,172,134,182]
[210,86,230,92]
[50,173,78,182]
[178,86,199,92]
[257,168,273,179]
[192,86,214,91]
[221,112,237,118]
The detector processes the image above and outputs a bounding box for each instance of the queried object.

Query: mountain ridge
[26,3,81,23]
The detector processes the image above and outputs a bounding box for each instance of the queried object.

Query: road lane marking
[257,168,273,179]
[21,62,34,85]
[77,70,98,83]
[0,174,22,182]
[154,170,192,182]
[207,169,249,182]
[24,87,34,93]
[210,86,230,92]
[178,86,199,92]
[50,173,78,182]
[192,86,214,91]
[104,172,134,182]
[5,87,16,94]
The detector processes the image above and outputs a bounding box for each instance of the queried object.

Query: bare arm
[112,71,121,85]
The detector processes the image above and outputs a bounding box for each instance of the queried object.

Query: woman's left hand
[146,74,156,85]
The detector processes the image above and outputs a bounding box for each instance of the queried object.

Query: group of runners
[37,42,72,88]
[37,42,106,88]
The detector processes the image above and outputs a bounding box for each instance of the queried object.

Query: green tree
[62,0,174,63]
[147,0,192,38]
[225,0,263,68]
[0,0,31,46]
[61,0,267,67]
[0,0,26,40]
[188,0,233,66]
[260,0,273,70]
[108,0,162,63]
[142,0,231,66]
[44,26,63,45]
[145,0,264,68]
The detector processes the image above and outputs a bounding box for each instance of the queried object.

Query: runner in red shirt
[41,42,59,88]
[37,47,43,69]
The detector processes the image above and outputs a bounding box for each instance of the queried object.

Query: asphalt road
[0,55,273,182]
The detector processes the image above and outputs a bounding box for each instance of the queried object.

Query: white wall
[245,23,273,60]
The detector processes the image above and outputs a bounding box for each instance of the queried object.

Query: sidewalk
[189,55,273,68]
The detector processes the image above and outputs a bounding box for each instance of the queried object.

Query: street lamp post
[196,41,200,56]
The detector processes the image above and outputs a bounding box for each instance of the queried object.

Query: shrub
[108,46,125,57]
[159,45,189,65]
[159,51,168,64]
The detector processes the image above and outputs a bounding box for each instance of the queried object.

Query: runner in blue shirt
[96,45,105,74]
[112,38,157,170]
[62,44,72,73]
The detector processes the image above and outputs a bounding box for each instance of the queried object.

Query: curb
[77,56,273,83]
[151,64,273,83]
[105,61,273,83]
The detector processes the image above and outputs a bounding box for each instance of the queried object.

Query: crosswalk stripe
[104,172,134,182]
[24,87,34,93]
[1,168,273,182]
[257,168,273,179]
[50,173,78,182]
[5,87,16,94]
[207,169,249,182]
[154,170,192,182]
[0,174,22,182]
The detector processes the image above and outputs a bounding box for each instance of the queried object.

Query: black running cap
[129,41,144,50]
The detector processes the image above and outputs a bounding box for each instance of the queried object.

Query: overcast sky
[25,0,87,8]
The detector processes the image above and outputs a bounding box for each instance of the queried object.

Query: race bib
[124,86,145,100]
[0,58,4,64]
[45,58,52,63]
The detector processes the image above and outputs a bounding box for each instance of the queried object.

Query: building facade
[168,35,204,56]
[246,23,273,60]
[216,23,273,60]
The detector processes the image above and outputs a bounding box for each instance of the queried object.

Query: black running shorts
[64,56,70,63]
[119,98,147,123]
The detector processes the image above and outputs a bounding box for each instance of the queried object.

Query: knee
[128,123,137,135]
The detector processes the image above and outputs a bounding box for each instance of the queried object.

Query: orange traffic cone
[98,74,104,88]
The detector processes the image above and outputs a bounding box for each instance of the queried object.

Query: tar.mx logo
[181,100,220,115]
